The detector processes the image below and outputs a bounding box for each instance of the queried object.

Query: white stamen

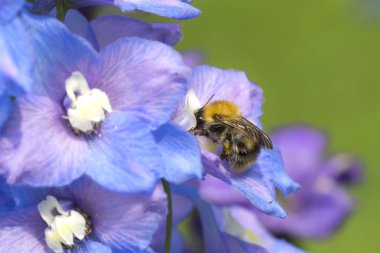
[65,71,112,133]
[173,89,202,130]
[38,196,88,253]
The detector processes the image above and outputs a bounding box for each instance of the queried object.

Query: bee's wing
[215,117,273,149]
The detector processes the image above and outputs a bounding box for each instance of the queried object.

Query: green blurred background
[110,0,379,252]
[175,1,378,252]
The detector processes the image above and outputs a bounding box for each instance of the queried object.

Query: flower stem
[162,179,172,253]
[56,0,66,22]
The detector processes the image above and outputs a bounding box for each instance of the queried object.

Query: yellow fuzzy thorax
[203,100,241,121]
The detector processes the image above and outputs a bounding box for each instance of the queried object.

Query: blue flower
[257,125,363,239]
[0,177,166,252]
[173,66,300,217]
[32,0,201,20]
[64,10,204,186]
[0,14,202,192]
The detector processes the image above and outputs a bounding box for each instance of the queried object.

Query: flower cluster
[0,1,362,253]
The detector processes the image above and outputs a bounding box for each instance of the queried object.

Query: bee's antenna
[204,94,215,106]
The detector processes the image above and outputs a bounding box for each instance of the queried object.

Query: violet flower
[0,177,166,252]
[0,14,202,192]
[32,0,201,20]
[173,66,300,217]
[257,125,363,239]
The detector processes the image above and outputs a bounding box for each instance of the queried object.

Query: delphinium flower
[0,176,166,252]
[0,14,202,192]
[256,125,363,239]
[31,0,201,20]
[172,66,300,217]
[63,10,204,186]
[0,0,33,127]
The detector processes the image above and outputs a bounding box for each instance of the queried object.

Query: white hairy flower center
[174,89,217,152]
[173,88,202,130]
[65,71,112,133]
[38,196,87,253]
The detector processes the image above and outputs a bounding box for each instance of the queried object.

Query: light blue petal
[90,37,190,129]
[114,0,201,20]
[77,240,112,253]
[189,65,264,128]
[72,177,167,252]
[0,0,24,23]
[0,206,49,252]
[202,151,287,218]
[258,147,301,197]
[153,123,203,184]
[0,96,89,187]
[21,13,97,99]
[86,112,162,193]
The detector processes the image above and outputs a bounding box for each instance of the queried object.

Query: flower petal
[0,96,89,187]
[75,240,112,253]
[258,185,353,239]
[323,154,364,184]
[89,15,182,51]
[230,206,306,253]
[0,0,24,23]
[258,148,301,197]
[85,112,162,193]
[90,37,190,128]
[188,66,264,127]
[0,16,33,95]
[114,0,201,20]
[0,92,11,129]
[172,184,268,253]
[0,207,50,253]
[153,123,203,184]
[72,177,167,252]
[202,150,287,218]
[22,13,97,100]
[270,125,327,183]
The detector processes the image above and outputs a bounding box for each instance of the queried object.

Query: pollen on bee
[203,100,241,121]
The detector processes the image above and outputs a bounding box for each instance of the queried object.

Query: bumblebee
[190,99,273,172]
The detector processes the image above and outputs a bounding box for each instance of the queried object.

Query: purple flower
[0,177,166,252]
[32,0,201,20]
[257,125,363,239]
[172,66,300,217]
[0,14,201,192]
